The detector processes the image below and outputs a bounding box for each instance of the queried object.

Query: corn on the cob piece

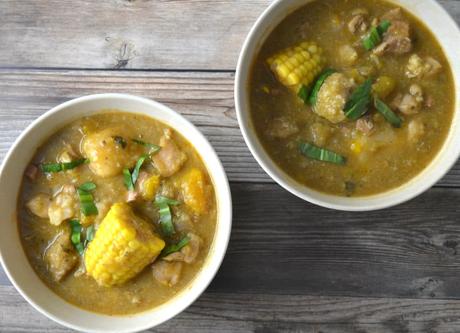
[267,41,325,91]
[85,202,165,287]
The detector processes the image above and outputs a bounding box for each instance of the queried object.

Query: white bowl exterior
[236,0,460,211]
[0,94,232,333]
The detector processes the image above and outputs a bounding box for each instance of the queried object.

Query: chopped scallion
[132,139,161,154]
[40,158,88,173]
[84,225,95,247]
[374,97,402,128]
[297,84,311,104]
[123,168,134,191]
[299,142,346,165]
[308,69,336,106]
[69,219,84,255]
[154,195,180,237]
[131,154,148,186]
[362,20,391,51]
[161,236,191,257]
[78,183,98,216]
[344,79,373,120]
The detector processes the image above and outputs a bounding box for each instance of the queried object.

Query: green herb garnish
[297,84,311,104]
[154,195,180,237]
[344,79,373,120]
[362,20,391,51]
[113,136,127,149]
[374,97,402,128]
[299,142,346,165]
[40,158,88,173]
[84,225,95,247]
[69,219,84,255]
[308,69,336,106]
[161,236,191,257]
[77,182,98,216]
[131,154,148,186]
[123,168,134,191]
[132,139,161,154]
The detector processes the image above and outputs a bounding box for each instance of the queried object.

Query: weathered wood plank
[3,286,460,333]
[1,68,460,186]
[3,183,460,299]
[1,0,458,70]
[0,0,271,70]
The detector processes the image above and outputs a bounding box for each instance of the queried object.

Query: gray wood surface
[2,0,460,332]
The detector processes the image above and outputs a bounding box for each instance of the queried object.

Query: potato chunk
[314,73,353,123]
[44,230,79,281]
[82,127,142,178]
[48,185,78,226]
[26,193,51,218]
[180,168,209,215]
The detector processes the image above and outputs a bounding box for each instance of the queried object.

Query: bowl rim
[235,0,460,211]
[0,93,233,333]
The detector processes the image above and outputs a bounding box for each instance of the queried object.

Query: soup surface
[249,0,455,196]
[18,112,216,315]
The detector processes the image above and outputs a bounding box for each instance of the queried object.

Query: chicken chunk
[172,208,193,233]
[48,185,78,226]
[374,20,412,55]
[314,73,354,123]
[406,54,442,78]
[163,233,202,264]
[44,230,79,281]
[82,127,142,178]
[152,260,183,287]
[152,129,187,177]
[393,84,424,115]
[356,116,375,135]
[26,193,51,218]
[408,119,425,143]
[266,116,299,139]
[348,14,368,34]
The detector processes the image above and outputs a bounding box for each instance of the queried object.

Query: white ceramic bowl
[235,0,460,211]
[0,94,232,332]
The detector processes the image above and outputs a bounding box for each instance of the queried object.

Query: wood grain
[1,68,460,186]
[3,285,460,333]
[1,0,458,71]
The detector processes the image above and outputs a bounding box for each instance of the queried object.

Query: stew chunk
[152,260,183,287]
[45,230,79,281]
[82,127,142,178]
[152,129,187,177]
[314,73,354,123]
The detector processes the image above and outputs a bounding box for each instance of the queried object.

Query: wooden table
[1,1,460,332]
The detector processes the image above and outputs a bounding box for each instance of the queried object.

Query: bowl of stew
[235,0,460,210]
[0,94,232,332]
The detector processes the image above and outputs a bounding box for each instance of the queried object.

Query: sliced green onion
[78,183,98,216]
[308,69,336,106]
[362,20,391,50]
[123,168,134,191]
[344,79,373,120]
[299,142,346,165]
[113,136,127,149]
[374,97,402,128]
[40,158,88,173]
[131,154,148,186]
[79,182,96,192]
[84,225,95,247]
[132,139,161,154]
[297,84,311,104]
[154,195,180,237]
[155,195,180,206]
[161,236,191,257]
[69,219,84,255]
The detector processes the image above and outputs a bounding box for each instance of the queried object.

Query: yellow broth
[18,112,216,315]
[249,0,455,196]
